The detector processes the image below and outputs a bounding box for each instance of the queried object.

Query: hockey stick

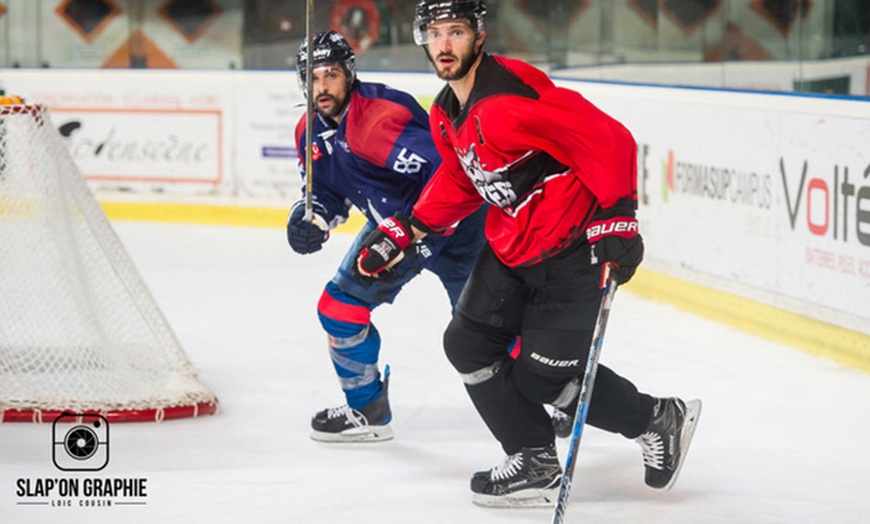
[551,263,618,524]
[303,0,315,222]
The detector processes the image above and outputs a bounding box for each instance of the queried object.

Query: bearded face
[312,64,351,119]
[423,21,483,82]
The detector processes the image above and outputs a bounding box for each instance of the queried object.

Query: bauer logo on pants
[530,352,580,368]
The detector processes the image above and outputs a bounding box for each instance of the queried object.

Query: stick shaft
[552,264,618,524]
[303,0,315,222]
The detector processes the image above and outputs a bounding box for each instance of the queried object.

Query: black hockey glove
[356,213,415,278]
[586,207,644,285]
[286,200,329,254]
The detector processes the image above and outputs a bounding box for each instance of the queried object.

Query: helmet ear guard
[413,0,487,46]
[296,30,357,96]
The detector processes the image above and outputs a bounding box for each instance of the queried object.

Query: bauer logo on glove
[383,218,408,239]
[356,214,414,277]
[586,217,639,242]
[586,213,644,285]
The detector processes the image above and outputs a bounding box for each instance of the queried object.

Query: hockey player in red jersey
[354,0,702,507]
[288,31,487,443]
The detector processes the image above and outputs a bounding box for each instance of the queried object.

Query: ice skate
[635,397,702,490]
[470,444,562,507]
[310,374,393,443]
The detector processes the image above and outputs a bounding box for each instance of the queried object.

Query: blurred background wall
[1,0,869,96]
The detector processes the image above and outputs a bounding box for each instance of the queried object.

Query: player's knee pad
[443,314,476,372]
[317,283,372,345]
[317,283,381,388]
[444,313,512,374]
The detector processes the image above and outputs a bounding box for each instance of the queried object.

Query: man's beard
[315,94,347,119]
[434,48,479,81]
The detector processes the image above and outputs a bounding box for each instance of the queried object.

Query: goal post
[0,102,218,423]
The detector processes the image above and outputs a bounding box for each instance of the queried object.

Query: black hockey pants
[444,243,656,454]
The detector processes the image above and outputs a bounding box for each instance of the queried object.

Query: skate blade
[662,399,702,491]
[310,424,393,443]
[472,487,558,508]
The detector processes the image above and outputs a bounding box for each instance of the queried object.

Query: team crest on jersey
[311,143,323,161]
[456,143,518,209]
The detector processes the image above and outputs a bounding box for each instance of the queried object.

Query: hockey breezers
[551,263,618,524]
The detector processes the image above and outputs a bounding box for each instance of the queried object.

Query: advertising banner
[563,80,870,333]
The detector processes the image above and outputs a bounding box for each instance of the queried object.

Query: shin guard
[317,282,383,410]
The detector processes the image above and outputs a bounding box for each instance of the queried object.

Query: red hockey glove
[356,213,415,277]
[586,213,644,285]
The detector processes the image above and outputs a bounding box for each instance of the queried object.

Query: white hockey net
[0,103,218,422]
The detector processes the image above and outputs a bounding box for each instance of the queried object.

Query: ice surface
[2,221,869,524]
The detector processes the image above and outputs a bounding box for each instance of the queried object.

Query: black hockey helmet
[296,30,357,94]
[413,0,487,46]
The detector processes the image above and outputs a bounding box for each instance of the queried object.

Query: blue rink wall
[3,68,868,374]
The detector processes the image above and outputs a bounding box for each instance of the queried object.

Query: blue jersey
[295,80,441,227]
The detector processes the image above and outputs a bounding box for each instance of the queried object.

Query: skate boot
[470,444,562,507]
[635,397,702,490]
[310,372,393,443]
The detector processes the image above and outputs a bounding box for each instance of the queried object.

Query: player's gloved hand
[356,213,415,278]
[586,207,644,285]
[287,200,329,254]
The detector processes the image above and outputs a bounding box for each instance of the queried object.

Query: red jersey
[412,54,637,267]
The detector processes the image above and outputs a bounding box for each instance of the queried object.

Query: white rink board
[1,69,442,202]
[560,79,870,333]
[3,69,301,200]
[2,68,868,333]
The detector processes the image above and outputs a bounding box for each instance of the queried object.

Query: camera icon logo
[52,414,110,472]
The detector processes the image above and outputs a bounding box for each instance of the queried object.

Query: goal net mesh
[0,103,217,422]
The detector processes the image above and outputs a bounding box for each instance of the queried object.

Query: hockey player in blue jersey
[287,31,487,442]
